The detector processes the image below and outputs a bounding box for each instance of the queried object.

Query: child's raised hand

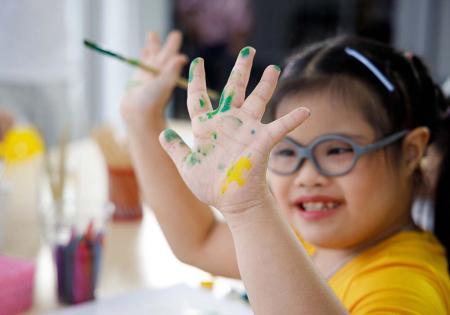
[159,48,310,215]
[121,31,187,126]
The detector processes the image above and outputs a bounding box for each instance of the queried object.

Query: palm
[160,50,309,214]
[181,108,272,209]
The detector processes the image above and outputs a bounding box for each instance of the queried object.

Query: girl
[121,31,450,314]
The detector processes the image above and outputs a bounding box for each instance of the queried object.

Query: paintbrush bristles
[83,39,219,101]
[91,125,132,169]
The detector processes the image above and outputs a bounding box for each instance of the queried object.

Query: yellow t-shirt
[326,231,450,314]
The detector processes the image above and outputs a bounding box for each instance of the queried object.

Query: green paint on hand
[206,107,221,119]
[199,97,205,108]
[163,129,180,142]
[273,65,281,72]
[205,89,234,119]
[211,132,218,141]
[198,116,208,122]
[219,90,225,106]
[184,152,201,166]
[251,129,256,135]
[188,58,201,83]
[240,47,251,58]
[220,92,234,113]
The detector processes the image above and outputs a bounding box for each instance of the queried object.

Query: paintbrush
[44,125,70,214]
[91,124,131,169]
[84,39,220,101]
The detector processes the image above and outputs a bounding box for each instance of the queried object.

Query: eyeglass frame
[268,129,409,177]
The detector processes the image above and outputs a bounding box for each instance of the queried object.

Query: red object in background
[107,167,142,221]
[0,255,35,315]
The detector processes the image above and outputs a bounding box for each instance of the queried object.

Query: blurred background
[0,1,450,313]
[1,0,449,145]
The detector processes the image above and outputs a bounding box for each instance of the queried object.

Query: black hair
[269,36,450,267]
[434,111,450,268]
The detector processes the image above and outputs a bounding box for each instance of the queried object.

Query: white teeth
[301,202,339,212]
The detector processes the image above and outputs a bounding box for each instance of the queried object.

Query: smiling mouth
[297,202,340,212]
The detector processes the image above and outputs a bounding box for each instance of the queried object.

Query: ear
[402,127,430,175]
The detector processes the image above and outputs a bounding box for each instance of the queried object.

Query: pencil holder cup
[39,199,113,304]
[107,166,142,221]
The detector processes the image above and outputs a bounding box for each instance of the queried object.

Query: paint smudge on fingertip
[164,129,180,142]
[240,47,251,58]
[188,57,201,83]
[220,157,252,194]
[273,65,281,72]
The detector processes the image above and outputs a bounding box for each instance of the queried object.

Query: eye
[326,147,353,155]
[275,148,296,157]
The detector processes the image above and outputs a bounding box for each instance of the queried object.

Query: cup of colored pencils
[42,200,113,304]
[91,125,143,221]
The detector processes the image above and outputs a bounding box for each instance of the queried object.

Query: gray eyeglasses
[268,130,409,177]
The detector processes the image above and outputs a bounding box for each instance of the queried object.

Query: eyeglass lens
[269,138,356,175]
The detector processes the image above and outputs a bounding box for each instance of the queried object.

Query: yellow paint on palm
[220,157,252,194]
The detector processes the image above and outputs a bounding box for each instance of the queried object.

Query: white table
[0,121,247,314]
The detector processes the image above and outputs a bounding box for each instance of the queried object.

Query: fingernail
[300,108,311,116]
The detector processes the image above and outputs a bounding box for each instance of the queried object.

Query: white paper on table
[45,284,253,315]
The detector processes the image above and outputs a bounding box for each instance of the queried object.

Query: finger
[157,30,183,65]
[242,65,281,120]
[161,54,188,76]
[134,32,161,80]
[158,54,189,91]
[143,31,161,59]
[187,58,213,119]
[267,107,310,146]
[220,47,256,109]
[159,128,192,169]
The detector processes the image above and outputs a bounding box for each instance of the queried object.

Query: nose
[293,159,329,187]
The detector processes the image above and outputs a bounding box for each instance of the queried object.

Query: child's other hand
[121,31,187,128]
[159,49,310,215]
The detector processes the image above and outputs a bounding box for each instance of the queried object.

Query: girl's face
[269,90,412,250]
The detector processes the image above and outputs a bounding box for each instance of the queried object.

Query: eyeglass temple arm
[358,130,409,155]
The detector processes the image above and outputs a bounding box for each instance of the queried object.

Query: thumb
[159,128,191,171]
